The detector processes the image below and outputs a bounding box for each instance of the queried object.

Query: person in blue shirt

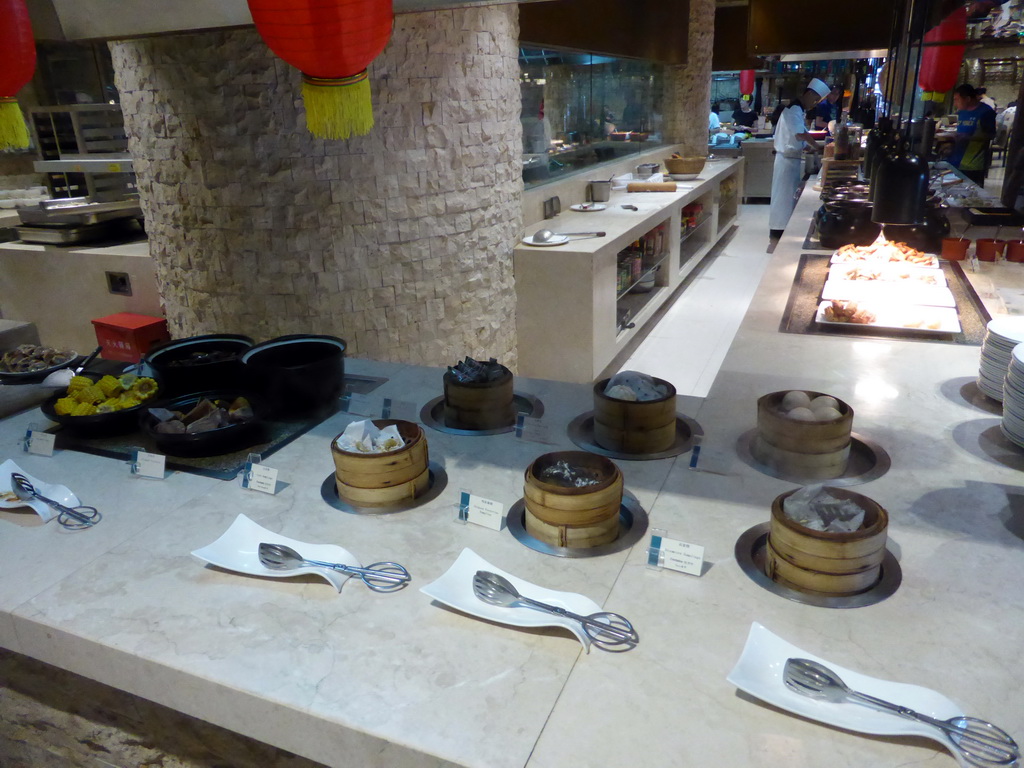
[949,83,997,184]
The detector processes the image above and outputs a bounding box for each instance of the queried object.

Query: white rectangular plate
[815,301,961,334]
[827,262,947,287]
[821,280,956,308]
[830,251,940,269]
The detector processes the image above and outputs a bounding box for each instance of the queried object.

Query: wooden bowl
[665,156,706,175]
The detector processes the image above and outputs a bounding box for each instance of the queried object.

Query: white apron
[769,152,803,230]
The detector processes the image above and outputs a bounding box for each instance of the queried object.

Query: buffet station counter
[0,184,1022,768]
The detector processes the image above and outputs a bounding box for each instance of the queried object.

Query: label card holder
[131,449,166,479]
[23,427,56,457]
[457,490,505,531]
[242,452,279,495]
[515,412,555,444]
[646,528,705,577]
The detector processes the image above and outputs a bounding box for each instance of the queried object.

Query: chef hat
[807,78,831,100]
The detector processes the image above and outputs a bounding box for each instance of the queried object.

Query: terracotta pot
[976,238,1005,262]
[941,237,970,261]
[1005,240,1024,263]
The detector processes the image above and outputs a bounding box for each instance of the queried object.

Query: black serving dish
[144,334,254,397]
[139,391,266,458]
[40,375,159,438]
[241,334,346,418]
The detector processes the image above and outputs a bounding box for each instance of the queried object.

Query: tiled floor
[619,201,774,398]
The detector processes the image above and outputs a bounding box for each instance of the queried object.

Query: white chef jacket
[770,103,808,230]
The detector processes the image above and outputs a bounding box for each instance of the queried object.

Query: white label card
[460,491,504,531]
[660,537,705,576]
[515,413,555,444]
[132,450,166,479]
[344,393,380,417]
[246,463,279,495]
[24,430,56,457]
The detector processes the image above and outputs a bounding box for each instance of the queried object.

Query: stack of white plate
[977,318,1024,401]
[1001,344,1024,447]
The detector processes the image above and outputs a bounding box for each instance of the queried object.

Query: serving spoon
[532,229,606,242]
[472,570,638,652]
[783,658,1018,767]
[257,542,410,592]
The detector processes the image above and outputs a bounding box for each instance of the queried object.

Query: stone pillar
[662,0,715,156]
[110,7,521,367]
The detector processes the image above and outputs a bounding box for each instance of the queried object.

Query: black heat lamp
[870,138,928,225]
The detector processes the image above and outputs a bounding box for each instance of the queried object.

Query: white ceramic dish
[191,513,360,591]
[727,622,971,763]
[814,301,961,334]
[830,251,941,269]
[667,173,700,181]
[522,234,569,247]
[987,317,1024,345]
[569,203,606,212]
[827,263,947,286]
[821,280,956,308]
[420,547,603,652]
[0,459,78,522]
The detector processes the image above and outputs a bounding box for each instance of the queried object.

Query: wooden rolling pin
[626,182,677,192]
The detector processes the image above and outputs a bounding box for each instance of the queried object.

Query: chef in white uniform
[769,77,831,237]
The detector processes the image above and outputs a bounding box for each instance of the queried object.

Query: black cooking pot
[241,334,346,418]
[139,391,266,458]
[815,200,882,250]
[145,334,254,397]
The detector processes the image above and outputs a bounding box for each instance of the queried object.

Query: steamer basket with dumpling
[752,390,853,480]
[766,486,888,596]
[331,420,429,508]
[443,363,516,430]
[592,376,677,454]
[523,451,623,548]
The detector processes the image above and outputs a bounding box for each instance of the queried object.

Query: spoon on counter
[471,570,638,652]
[783,658,1019,767]
[532,229,607,242]
[257,542,411,592]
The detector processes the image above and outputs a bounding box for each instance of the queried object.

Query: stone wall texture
[663,0,715,156]
[110,7,522,367]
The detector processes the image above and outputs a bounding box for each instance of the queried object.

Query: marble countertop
[1,189,1022,768]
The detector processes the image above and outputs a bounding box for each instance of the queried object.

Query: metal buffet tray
[16,220,126,245]
[17,198,143,226]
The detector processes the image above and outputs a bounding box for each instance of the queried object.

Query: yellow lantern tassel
[302,72,374,140]
[0,98,30,151]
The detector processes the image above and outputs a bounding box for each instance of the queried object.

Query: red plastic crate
[91,313,170,363]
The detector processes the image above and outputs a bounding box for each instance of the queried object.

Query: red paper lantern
[247,0,393,139]
[0,0,36,150]
[919,6,966,101]
[739,69,755,97]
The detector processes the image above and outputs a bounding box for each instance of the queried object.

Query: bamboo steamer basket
[593,377,677,454]
[331,420,429,507]
[523,451,623,547]
[524,506,620,548]
[443,366,516,430]
[752,390,853,479]
[766,487,888,596]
